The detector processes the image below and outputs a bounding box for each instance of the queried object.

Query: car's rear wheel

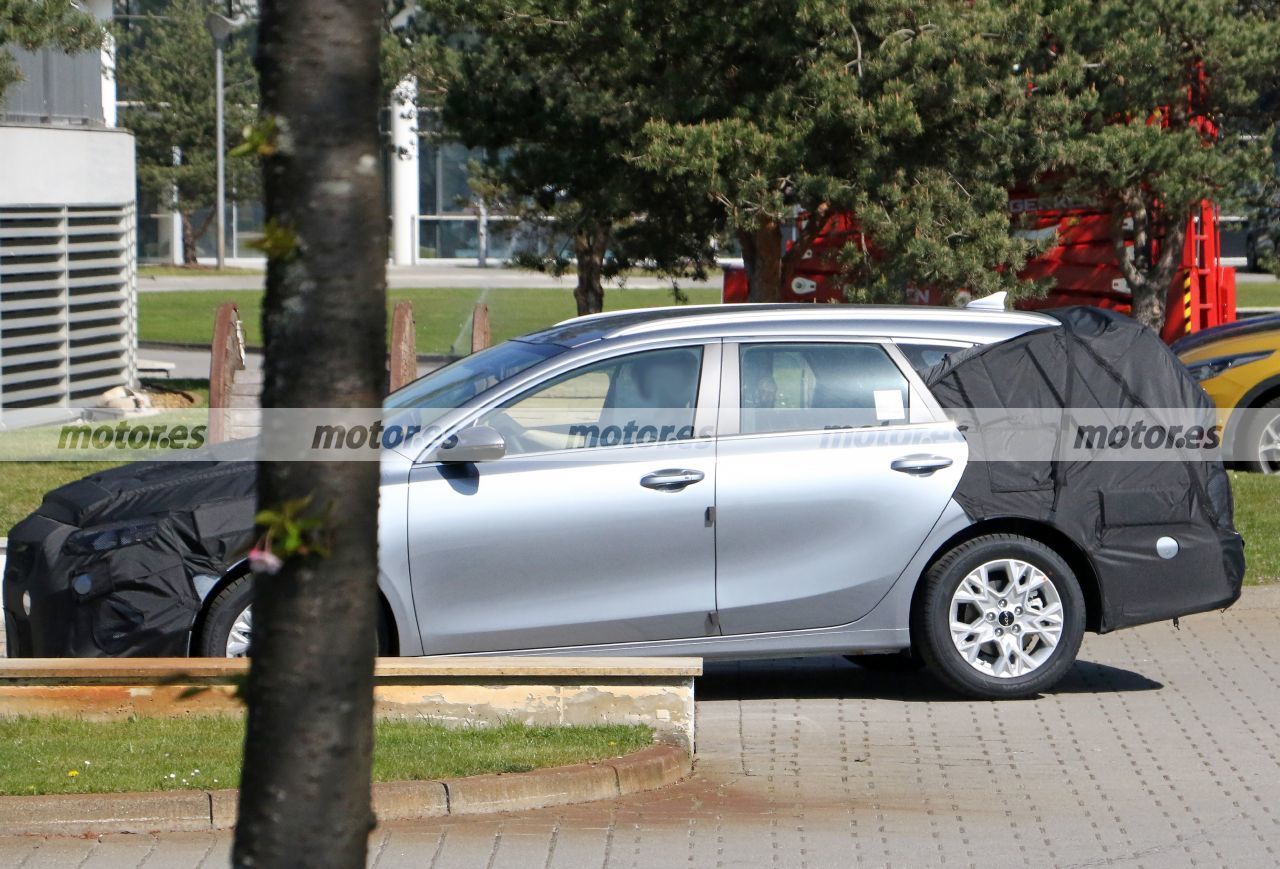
[196,575,391,657]
[1244,397,1280,474]
[913,534,1085,699]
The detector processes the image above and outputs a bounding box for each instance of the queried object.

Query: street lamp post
[205,12,245,270]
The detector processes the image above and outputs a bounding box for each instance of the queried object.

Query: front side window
[385,339,567,423]
[739,343,909,434]
[481,347,704,455]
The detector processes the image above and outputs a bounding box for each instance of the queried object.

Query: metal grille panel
[0,205,136,411]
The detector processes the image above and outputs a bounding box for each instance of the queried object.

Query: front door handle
[891,454,954,476]
[640,468,705,492]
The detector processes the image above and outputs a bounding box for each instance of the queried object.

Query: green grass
[138,265,262,279]
[0,717,652,796]
[138,286,723,356]
[1230,470,1280,585]
[0,462,122,534]
[0,380,208,533]
[1236,280,1280,309]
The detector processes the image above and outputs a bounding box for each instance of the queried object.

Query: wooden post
[470,302,490,354]
[388,301,416,391]
[208,301,245,444]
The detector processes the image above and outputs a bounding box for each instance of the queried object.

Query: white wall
[390,77,420,265]
[0,125,138,412]
[86,0,116,127]
[0,125,135,206]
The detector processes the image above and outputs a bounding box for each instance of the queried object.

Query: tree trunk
[1110,198,1187,333]
[232,1,386,867]
[573,225,608,315]
[736,219,784,303]
[180,210,217,266]
[180,213,197,265]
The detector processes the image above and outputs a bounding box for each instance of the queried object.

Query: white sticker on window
[873,389,906,422]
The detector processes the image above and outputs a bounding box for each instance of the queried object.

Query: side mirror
[433,425,506,463]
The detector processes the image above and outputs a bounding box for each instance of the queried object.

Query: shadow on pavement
[695,656,1162,702]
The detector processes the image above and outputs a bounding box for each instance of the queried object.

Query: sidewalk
[4,588,1280,867]
[138,264,723,293]
[136,344,446,382]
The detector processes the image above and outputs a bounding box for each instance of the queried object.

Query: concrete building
[130,0,519,268]
[0,1,138,418]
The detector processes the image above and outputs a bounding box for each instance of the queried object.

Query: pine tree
[0,0,102,98]
[637,0,1050,304]
[114,0,260,264]
[405,0,722,315]
[1026,0,1280,328]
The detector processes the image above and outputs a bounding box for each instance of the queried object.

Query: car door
[714,339,967,635]
[406,342,720,654]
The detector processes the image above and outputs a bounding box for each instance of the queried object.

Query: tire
[912,534,1085,700]
[845,651,925,672]
[196,575,255,657]
[195,575,394,657]
[1243,397,1280,475]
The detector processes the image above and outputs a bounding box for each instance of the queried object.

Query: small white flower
[249,547,284,575]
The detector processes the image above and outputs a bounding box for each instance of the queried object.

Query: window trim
[414,339,722,463]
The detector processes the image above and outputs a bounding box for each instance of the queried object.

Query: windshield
[383,340,568,421]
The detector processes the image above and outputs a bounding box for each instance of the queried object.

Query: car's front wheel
[196,575,392,657]
[197,575,254,657]
[1244,397,1280,474]
[913,534,1085,699]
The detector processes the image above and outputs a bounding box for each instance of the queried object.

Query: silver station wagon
[6,302,1243,699]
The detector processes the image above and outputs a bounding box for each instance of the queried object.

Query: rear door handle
[640,468,706,492]
[890,455,954,476]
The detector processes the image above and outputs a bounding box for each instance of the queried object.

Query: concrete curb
[0,744,690,837]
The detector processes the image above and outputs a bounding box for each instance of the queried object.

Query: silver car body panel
[378,305,1056,659]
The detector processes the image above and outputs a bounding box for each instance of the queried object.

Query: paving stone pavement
[4,588,1280,868]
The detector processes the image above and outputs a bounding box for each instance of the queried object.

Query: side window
[897,342,967,375]
[481,347,703,455]
[739,343,909,434]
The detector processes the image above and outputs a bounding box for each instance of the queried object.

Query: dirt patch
[142,384,202,409]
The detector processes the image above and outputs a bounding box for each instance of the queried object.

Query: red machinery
[725,66,1238,342]
[722,197,1237,343]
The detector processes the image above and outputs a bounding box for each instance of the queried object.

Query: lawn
[1228,470,1280,584]
[138,265,262,279]
[1236,280,1280,309]
[0,461,123,533]
[137,285,723,356]
[0,717,653,796]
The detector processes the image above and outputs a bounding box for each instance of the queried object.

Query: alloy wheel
[225,605,252,658]
[949,559,1064,678]
[1257,412,1280,475]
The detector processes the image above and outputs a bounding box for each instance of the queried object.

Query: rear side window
[739,343,909,434]
[896,342,966,375]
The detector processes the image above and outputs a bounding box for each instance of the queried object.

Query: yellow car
[1174,313,1280,473]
